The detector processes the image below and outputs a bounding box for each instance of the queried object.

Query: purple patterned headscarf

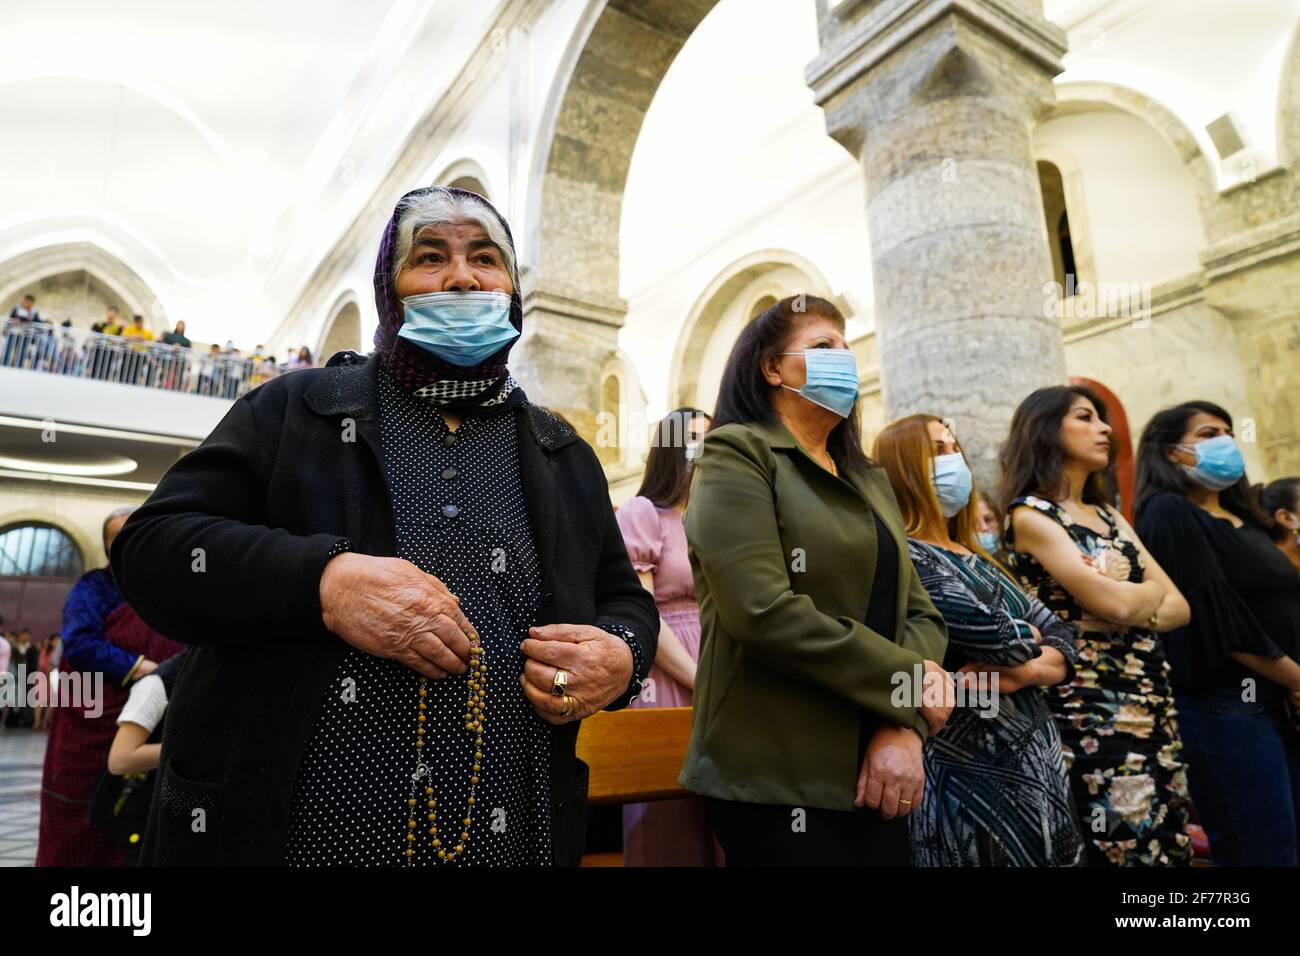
[373,185,524,394]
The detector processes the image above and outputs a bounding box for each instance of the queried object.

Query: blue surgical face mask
[397,290,518,367]
[1174,434,1245,491]
[932,452,973,518]
[977,530,1001,553]
[779,348,859,419]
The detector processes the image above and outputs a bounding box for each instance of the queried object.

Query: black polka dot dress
[286,370,552,866]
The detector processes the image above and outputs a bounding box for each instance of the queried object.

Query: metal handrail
[0,321,285,400]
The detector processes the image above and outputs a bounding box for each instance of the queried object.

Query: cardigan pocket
[155,757,226,865]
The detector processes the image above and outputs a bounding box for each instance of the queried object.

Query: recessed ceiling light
[0,454,138,476]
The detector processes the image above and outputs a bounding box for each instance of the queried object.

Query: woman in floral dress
[998,385,1193,866]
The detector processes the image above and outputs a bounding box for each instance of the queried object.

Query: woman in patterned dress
[998,385,1192,866]
[875,414,1084,866]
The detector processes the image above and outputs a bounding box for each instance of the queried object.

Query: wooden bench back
[576,706,693,805]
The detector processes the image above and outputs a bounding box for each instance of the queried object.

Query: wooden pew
[575,706,693,866]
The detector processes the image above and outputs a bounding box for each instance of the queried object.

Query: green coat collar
[745,416,884,516]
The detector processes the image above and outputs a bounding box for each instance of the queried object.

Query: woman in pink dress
[615,407,723,866]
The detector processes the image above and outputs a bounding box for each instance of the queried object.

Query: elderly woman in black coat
[111,186,658,867]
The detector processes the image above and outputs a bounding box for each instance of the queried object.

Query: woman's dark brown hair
[636,407,711,508]
[996,384,1116,516]
[1258,477,1300,541]
[1134,400,1272,531]
[711,294,871,476]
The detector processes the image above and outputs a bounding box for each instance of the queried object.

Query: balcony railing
[0,322,287,400]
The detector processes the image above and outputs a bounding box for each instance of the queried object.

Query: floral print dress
[1005,496,1191,867]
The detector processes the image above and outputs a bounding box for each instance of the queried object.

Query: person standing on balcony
[90,306,123,336]
[195,343,221,396]
[4,293,42,368]
[160,321,190,348]
[158,321,191,390]
[221,346,243,399]
[110,185,658,867]
[7,292,39,323]
[122,314,155,385]
[89,306,124,380]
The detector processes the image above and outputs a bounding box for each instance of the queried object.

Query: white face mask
[684,440,703,462]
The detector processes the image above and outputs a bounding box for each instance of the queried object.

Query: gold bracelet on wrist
[121,654,145,687]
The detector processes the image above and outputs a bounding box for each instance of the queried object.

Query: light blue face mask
[780,348,859,418]
[977,530,1001,553]
[1174,434,1245,492]
[932,452,973,518]
[397,291,518,367]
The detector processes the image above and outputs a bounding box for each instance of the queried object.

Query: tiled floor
[0,725,46,866]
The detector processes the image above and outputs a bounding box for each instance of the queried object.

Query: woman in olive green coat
[680,295,952,865]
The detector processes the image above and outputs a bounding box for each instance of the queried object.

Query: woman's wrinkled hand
[319,552,477,680]
[856,724,924,819]
[519,624,634,725]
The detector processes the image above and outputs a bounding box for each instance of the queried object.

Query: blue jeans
[1176,686,1300,866]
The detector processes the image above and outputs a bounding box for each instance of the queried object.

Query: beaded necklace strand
[404,639,486,864]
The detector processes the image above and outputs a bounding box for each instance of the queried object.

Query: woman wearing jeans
[1135,400,1300,866]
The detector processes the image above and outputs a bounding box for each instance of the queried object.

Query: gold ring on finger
[561,694,575,717]
[551,669,569,697]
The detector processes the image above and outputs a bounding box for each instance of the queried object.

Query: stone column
[512,280,623,458]
[807,0,1069,487]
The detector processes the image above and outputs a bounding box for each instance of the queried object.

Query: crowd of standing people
[640,293,1299,868]
[15,186,1299,869]
[2,294,315,397]
[1,627,62,730]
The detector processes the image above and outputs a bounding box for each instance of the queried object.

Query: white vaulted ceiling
[0,0,500,342]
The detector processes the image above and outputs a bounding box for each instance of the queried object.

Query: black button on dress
[286,371,552,866]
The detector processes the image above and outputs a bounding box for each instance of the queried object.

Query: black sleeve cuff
[597,621,647,712]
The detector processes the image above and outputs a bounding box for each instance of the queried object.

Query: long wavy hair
[874,414,996,563]
[636,407,712,508]
[1134,400,1271,531]
[711,295,871,477]
[996,384,1116,517]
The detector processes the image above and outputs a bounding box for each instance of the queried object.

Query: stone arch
[431,158,494,201]
[668,249,847,410]
[512,0,723,440]
[1046,81,1217,207]
[315,292,363,362]
[1277,22,1300,169]
[0,241,167,332]
[527,0,722,310]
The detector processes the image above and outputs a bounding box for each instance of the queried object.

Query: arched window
[0,523,84,577]
[598,373,621,466]
[1038,160,1078,296]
